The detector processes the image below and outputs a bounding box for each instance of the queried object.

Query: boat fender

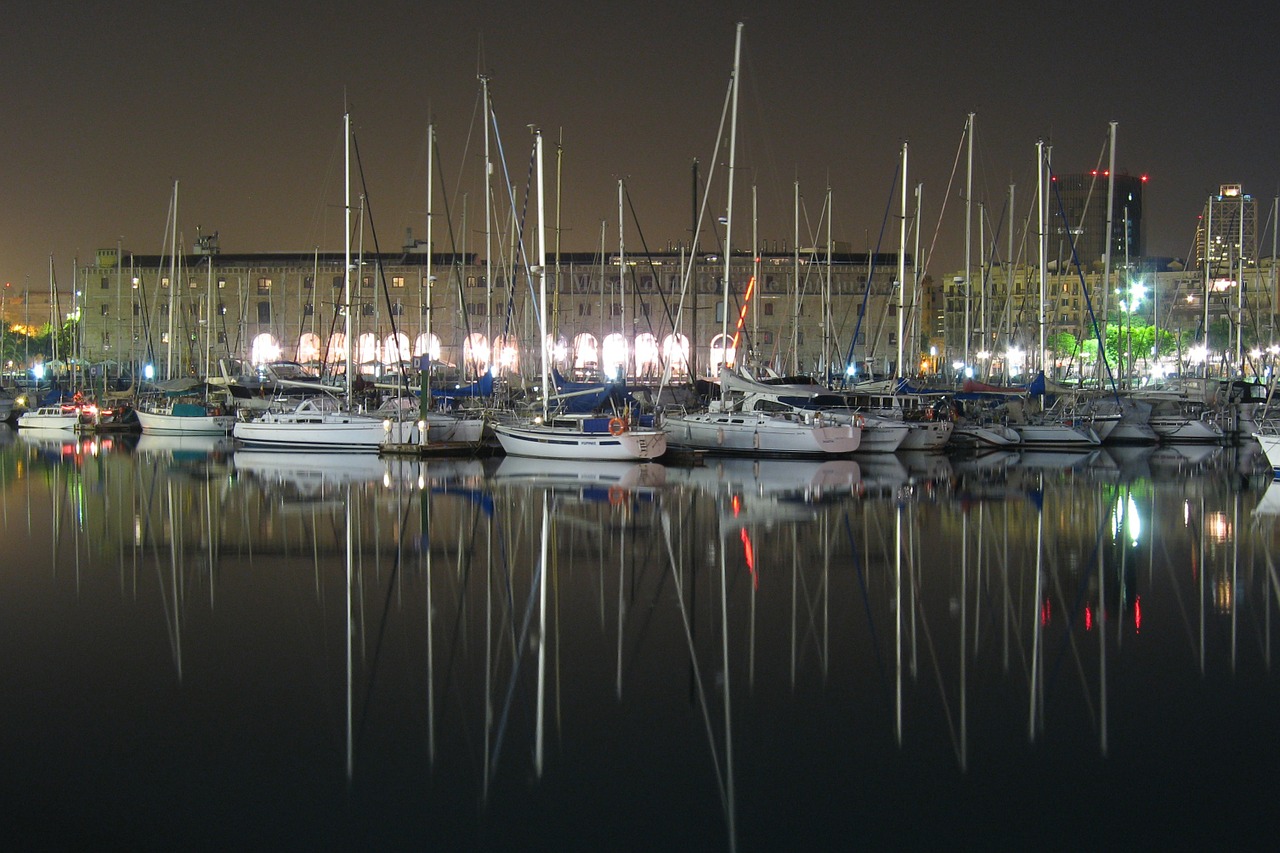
[854,414,865,429]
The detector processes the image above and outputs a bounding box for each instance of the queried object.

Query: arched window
[250,333,281,365]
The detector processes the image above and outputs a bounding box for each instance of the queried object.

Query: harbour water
[3,426,1279,849]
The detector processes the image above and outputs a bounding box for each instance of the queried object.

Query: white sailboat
[662,25,858,459]
[233,112,414,452]
[492,130,666,461]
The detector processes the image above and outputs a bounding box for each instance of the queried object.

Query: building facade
[74,243,911,383]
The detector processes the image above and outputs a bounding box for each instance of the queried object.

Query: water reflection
[2,432,1278,847]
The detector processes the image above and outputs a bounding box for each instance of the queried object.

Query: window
[161,277,170,288]
[218,301,227,316]
[160,304,169,315]
[764,303,774,317]
[100,276,109,290]
[362,276,372,289]
[189,277,199,289]
[257,277,272,293]
[257,301,271,323]
[391,301,404,316]
[333,275,344,289]
[217,332,227,344]
[392,276,405,288]
[578,303,592,317]
[100,304,109,316]
[303,276,314,290]
[133,303,141,317]
[639,303,650,317]
[361,303,374,317]
[218,277,227,289]
[303,303,314,316]
[610,304,623,317]
[103,332,110,347]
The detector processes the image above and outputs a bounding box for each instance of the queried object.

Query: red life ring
[608,417,627,436]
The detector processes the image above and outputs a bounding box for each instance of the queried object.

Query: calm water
[3,426,1279,850]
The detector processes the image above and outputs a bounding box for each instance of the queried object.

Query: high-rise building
[1194,184,1257,274]
[1050,172,1145,269]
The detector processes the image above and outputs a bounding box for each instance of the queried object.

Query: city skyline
[3,1,1277,300]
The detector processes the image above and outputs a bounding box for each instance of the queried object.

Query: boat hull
[137,409,235,435]
[492,423,667,461]
[664,412,859,456]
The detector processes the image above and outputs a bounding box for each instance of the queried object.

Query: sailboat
[491,130,667,461]
[662,24,858,459]
[232,112,416,452]
[134,184,235,436]
[18,258,83,431]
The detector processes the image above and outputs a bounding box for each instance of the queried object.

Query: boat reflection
[3,436,1279,848]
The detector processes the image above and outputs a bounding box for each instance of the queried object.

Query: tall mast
[344,111,353,402]
[721,21,743,369]
[618,178,626,381]
[964,112,974,372]
[752,183,759,366]
[424,121,435,416]
[166,180,178,380]
[536,129,549,418]
[792,178,800,375]
[897,141,908,377]
[481,75,493,362]
[824,184,832,376]
[1204,193,1212,377]
[1102,121,1117,359]
[1037,139,1048,372]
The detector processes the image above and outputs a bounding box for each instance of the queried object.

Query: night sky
[3,0,1276,298]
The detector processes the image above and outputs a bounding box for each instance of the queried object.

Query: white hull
[896,420,953,451]
[1258,433,1280,480]
[136,408,235,435]
[1011,422,1101,448]
[665,411,859,456]
[17,407,81,430]
[493,422,667,461]
[1149,415,1223,443]
[425,412,486,444]
[233,399,416,451]
[952,423,1021,448]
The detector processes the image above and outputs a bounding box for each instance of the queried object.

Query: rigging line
[842,159,902,379]
[920,125,967,280]
[1048,162,1120,399]
[351,130,409,377]
[658,68,734,394]
[623,186,681,348]
[432,131,481,384]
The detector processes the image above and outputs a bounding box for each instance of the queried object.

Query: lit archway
[661,333,690,378]
[383,332,411,367]
[250,333,281,365]
[602,333,629,381]
[357,332,380,367]
[572,333,598,373]
[492,334,521,375]
[464,333,490,377]
[635,333,660,379]
[325,332,347,365]
[297,332,321,366]
[413,332,441,362]
[709,333,735,375]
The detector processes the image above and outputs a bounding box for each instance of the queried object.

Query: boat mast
[964,112,974,373]
[536,129,549,419]
[344,111,353,402]
[1037,139,1048,374]
[481,75,493,367]
[721,21,743,370]
[897,141,907,377]
[618,178,626,381]
[792,178,800,375]
[424,121,435,418]
[1102,121,1117,384]
[1204,193,1212,378]
[166,180,178,381]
